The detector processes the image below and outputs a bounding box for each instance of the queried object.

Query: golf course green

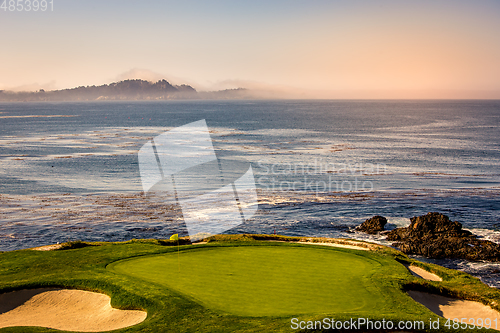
[1,234,499,332]
[109,245,386,316]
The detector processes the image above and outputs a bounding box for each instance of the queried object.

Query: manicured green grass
[109,245,387,316]
[0,235,499,332]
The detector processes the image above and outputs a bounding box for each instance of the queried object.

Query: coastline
[2,190,500,289]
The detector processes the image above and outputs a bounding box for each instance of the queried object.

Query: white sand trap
[30,244,63,251]
[407,265,442,281]
[297,241,369,251]
[0,288,147,332]
[408,291,500,330]
[296,238,378,250]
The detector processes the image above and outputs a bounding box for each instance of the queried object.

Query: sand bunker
[407,265,442,281]
[408,291,500,329]
[0,288,147,332]
[297,241,369,251]
[30,244,63,251]
[296,237,377,251]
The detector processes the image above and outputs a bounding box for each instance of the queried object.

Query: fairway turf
[109,245,383,316]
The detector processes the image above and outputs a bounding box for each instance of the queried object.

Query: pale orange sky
[1,1,500,98]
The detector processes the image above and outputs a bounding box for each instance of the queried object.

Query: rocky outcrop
[386,212,500,261]
[356,215,387,234]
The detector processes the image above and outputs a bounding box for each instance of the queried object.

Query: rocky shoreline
[357,212,500,261]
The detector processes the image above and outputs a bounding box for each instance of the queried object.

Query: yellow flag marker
[170,234,180,272]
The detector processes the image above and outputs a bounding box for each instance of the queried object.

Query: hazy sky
[1,0,500,98]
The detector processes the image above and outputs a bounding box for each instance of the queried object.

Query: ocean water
[1,100,499,285]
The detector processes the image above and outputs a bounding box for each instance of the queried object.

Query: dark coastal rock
[356,215,387,234]
[387,212,500,261]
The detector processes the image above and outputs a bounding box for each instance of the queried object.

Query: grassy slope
[0,235,498,332]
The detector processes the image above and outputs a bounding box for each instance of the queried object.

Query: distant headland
[0,79,251,102]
